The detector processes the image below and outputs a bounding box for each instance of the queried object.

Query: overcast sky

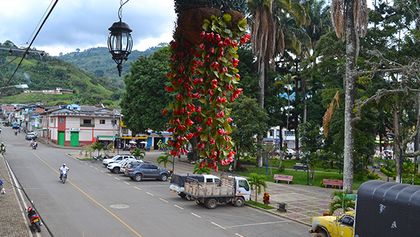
[0,0,176,56]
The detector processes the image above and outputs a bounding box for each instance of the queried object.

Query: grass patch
[246,200,274,210]
[77,157,94,161]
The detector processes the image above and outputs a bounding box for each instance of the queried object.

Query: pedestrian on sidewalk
[0,178,5,195]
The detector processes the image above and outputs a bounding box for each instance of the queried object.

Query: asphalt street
[2,127,311,237]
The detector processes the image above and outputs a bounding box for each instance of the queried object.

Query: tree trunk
[393,105,403,183]
[342,0,358,193]
[256,59,266,168]
[416,92,420,174]
[190,137,199,161]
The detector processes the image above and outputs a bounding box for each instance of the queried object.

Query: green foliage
[131,148,146,159]
[91,142,105,156]
[248,173,267,202]
[120,47,171,133]
[246,200,275,209]
[193,165,212,174]
[157,153,173,169]
[58,45,165,86]
[230,95,269,158]
[329,191,356,215]
[0,41,117,106]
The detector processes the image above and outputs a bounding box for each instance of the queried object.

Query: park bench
[293,163,308,171]
[322,179,343,189]
[273,174,294,184]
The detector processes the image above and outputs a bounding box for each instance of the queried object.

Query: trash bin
[277,202,287,212]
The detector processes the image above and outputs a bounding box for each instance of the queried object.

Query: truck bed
[184,176,235,198]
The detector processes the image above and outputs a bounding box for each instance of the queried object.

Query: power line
[27,0,55,45]
[5,0,59,86]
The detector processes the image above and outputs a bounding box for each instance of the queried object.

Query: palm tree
[157,153,173,169]
[330,0,368,193]
[248,173,267,202]
[329,191,355,215]
[248,0,309,167]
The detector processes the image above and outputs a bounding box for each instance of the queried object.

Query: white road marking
[114,177,120,180]
[89,165,94,168]
[235,233,245,237]
[174,204,184,210]
[124,181,130,185]
[159,198,169,203]
[225,221,289,229]
[101,171,106,173]
[94,167,98,170]
[134,187,142,190]
[211,221,226,230]
[146,192,154,196]
[191,212,201,218]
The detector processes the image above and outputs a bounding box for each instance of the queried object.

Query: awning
[97,135,116,141]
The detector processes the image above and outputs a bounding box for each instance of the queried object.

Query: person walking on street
[0,178,5,195]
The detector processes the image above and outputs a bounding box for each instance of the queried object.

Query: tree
[157,153,173,169]
[91,142,104,157]
[330,0,368,193]
[248,173,267,202]
[121,47,171,134]
[230,95,269,168]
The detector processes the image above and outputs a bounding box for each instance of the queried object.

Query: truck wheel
[160,174,168,181]
[234,197,245,207]
[178,193,186,199]
[196,200,203,205]
[205,198,217,209]
[112,167,120,173]
[134,174,143,182]
[185,195,193,201]
[313,229,328,237]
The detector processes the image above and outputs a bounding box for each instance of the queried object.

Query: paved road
[2,127,310,237]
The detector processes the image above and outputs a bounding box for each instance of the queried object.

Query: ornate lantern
[107,0,133,76]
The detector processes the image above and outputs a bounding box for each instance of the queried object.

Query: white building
[265,126,296,149]
[41,105,120,147]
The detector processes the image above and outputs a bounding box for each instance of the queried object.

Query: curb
[245,203,311,227]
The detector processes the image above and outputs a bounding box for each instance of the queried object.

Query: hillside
[57,43,167,86]
[0,41,118,106]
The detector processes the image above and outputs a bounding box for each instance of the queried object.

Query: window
[81,119,94,127]
[150,165,158,169]
[50,118,54,123]
[269,130,274,137]
[59,117,65,123]
[206,178,213,183]
[100,120,105,124]
[339,216,354,227]
[112,120,117,126]
[238,180,250,191]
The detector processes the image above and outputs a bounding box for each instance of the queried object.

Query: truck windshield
[238,180,249,191]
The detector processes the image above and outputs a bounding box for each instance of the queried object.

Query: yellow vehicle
[309,211,354,237]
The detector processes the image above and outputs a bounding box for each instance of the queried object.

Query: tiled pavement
[0,154,30,237]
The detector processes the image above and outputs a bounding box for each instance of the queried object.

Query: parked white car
[103,155,135,167]
[107,158,139,173]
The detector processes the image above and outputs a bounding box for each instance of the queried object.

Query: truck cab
[309,211,354,237]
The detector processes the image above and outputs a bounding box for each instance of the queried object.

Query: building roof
[44,106,118,118]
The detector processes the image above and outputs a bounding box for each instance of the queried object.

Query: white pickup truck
[107,158,139,173]
[184,175,251,209]
[169,174,220,200]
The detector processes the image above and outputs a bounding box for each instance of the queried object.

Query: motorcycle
[60,173,67,184]
[14,131,18,136]
[27,207,41,232]
[31,143,37,150]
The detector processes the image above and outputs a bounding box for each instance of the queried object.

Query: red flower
[185,118,194,126]
[193,78,204,85]
[206,117,213,126]
[240,34,251,44]
[235,74,241,80]
[186,133,194,140]
[216,97,227,103]
[216,111,225,118]
[177,125,186,131]
[164,86,174,92]
[198,143,205,150]
[210,61,219,70]
[176,94,183,101]
[226,84,233,91]
[196,126,203,132]
[232,58,239,67]
[209,138,216,145]
[161,109,168,116]
[217,128,226,135]
[227,117,233,123]
[215,34,221,42]
[199,43,205,50]
[196,106,202,113]
[221,67,228,74]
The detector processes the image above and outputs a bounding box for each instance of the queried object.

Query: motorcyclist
[31,141,38,149]
[0,142,5,154]
[59,164,69,181]
[27,206,37,219]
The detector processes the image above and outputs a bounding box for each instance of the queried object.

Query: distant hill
[57,43,167,87]
[0,41,118,107]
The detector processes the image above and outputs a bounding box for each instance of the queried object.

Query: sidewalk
[0,155,30,237]
[142,152,334,225]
